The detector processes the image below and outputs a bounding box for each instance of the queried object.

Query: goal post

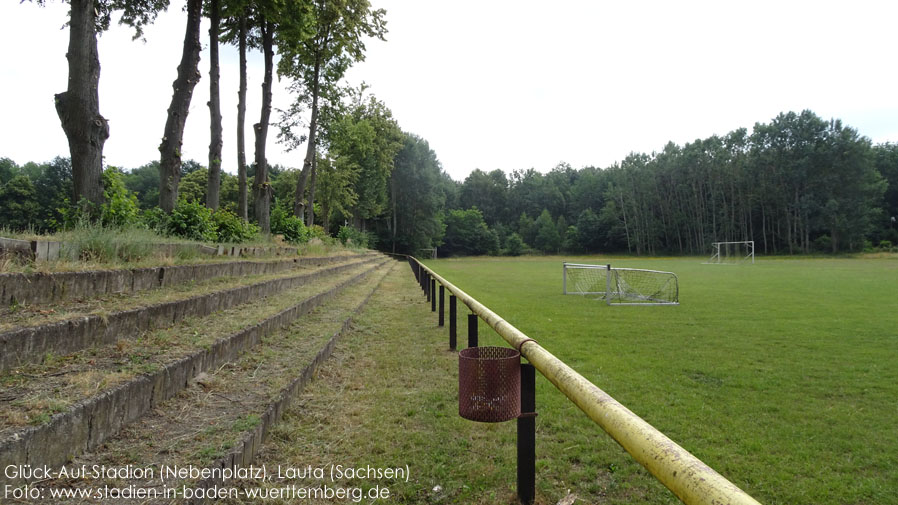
[605,267,679,306]
[706,241,754,264]
[562,262,679,305]
[562,262,610,296]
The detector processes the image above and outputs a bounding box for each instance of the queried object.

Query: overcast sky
[2,0,897,182]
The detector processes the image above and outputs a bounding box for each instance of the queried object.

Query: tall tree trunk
[236,14,248,221]
[293,58,321,221]
[306,153,318,225]
[159,0,203,213]
[206,0,222,210]
[55,0,108,213]
[253,18,274,233]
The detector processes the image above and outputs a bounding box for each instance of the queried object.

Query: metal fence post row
[409,256,763,505]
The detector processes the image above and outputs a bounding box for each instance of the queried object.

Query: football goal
[563,263,679,305]
[706,241,754,264]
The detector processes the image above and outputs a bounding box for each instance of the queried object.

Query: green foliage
[177,167,208,204]
[122,161,160,209]
[308,224,329,240]
[211,209,259,243]
[441,208,497,256]
[0,175,40,231]
[338,94,403,221]
[503,232,526,256]
[271,206,310,244]
[141,207,169,234]
[0,158,72,232]
[337,225,373,248]
[0,157,17,185]
[576,208,602,252]
[315,152,359,230]
[167,199,216,241]
[562,225,581,253]
[517,212,536,246]
[100,167,140,227]
[533,209,561,253]
[382,133,447,254]
[218,172,240,214]
[459,169,508,226]
[270,169,301,211]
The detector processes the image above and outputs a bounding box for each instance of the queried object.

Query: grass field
[424,255,898,504]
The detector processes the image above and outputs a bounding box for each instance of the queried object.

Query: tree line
[3,109,897,256]
[438,111,897,256]
[6,0,898,256]
[22,0,389,236]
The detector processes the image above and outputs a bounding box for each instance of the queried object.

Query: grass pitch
[426,256,898,504]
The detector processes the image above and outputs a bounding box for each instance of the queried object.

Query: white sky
[2,0,897,182]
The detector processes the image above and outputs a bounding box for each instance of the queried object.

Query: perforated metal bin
[458,346,521,422]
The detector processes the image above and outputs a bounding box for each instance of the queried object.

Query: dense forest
[2,1,897,257]
[3,109,897,256]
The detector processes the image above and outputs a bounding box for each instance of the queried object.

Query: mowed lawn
[425,255,898,505]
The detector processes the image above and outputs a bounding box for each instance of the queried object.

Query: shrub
[442,208,495,256]
[337,225,372,248]
[141,207,170,234]
[813,234,832,253]
[100,167,140,228]
[168,200,216,241]
[212,210,259,243]
[271,206,310,244]
[504,232,526,256]
[308,224,329,241]
[0,175,40,231]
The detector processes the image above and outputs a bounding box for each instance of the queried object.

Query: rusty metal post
[518,363,536,505]
[438,285,445,326]
[468,313,478,348]
[449,295,457,350]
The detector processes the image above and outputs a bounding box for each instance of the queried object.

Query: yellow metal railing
[410,258,762,505]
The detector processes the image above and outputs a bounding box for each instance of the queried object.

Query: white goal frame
[563,262,679,306]
[706,241,754,264]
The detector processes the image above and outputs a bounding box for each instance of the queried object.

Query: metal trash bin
[458,346,521,422]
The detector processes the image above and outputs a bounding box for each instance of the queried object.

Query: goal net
[606,267,679,305]
[706,241,754,264]
[563,262,609,296]
[563,263,679,305]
